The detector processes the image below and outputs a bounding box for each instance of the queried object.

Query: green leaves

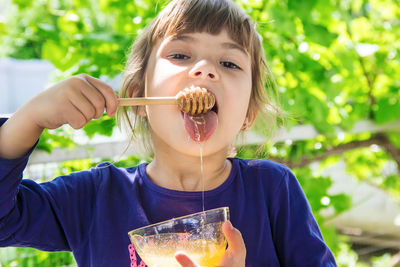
[12,0,33,9]
[374,96,400,124]
[0,247,76,266]
[42,40,77,71]
[82,114,116,138]
[303,23,338,47]
[37,128,75,153]
[295,167,352,215]
[288,0,318,19]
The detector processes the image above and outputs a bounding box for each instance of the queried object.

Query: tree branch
[344,17,377,120]
[268,134,400,173]
[376,133,400,173]
[358,55,377,119]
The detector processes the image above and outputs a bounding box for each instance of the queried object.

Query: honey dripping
[187,115,206,212]
[186,114,208,254]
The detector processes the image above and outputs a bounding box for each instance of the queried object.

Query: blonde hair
[117,0,282,153]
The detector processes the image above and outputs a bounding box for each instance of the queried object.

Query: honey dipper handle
[118,97,177,106]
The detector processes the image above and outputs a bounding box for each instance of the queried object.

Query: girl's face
[144,30,252,157]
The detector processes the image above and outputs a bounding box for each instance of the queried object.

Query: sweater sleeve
[0,118,100,252]
[0,118,37,220]
[270,167,337,267]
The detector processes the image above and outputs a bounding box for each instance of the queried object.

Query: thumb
[175,251,199,267]
[222,221,246,258]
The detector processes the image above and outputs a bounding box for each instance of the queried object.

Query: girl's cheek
[154,63,186,83]
[158,58,187,71]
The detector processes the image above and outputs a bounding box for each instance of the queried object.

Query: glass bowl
[128,207,229,267]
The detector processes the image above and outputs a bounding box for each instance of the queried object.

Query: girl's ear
[128,85,147,117]
[131,106,147,117]
[241,106,257,131]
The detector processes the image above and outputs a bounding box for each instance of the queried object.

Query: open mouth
[181,94,219,142]
[211,99,218,114]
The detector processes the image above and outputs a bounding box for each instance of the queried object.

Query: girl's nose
[188,60,220,80]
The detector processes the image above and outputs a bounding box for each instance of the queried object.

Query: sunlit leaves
[382,174,400,198]
[12,0,34,9]
[293,167,352,251]
[82,114,116,138]
[350,17,373,43]
[287,0,318,20]
[37,128,75,153]
[42,40,78,71]
[374,97,400,124]
[347,146,387,180]
[303,23,338,47]
[55,159,94,176]
[0,247,76,266]
[251,0,400,138]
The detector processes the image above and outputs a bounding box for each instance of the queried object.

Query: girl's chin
[177,140,230,158]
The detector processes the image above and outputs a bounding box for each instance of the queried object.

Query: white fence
[0,58,54,114]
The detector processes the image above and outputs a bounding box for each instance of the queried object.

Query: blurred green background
[0,0,400,266]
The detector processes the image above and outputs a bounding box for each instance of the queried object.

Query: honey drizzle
[200,144,205,212]
[187,114,206,212]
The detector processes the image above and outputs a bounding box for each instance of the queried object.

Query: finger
[222,221,246,256]
[175,251,199,267]
[77,78,107,119]
[64,101,89,129]
[81,74,118,116]
[67,86,97,123]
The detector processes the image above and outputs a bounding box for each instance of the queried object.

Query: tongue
[184,111,218,142]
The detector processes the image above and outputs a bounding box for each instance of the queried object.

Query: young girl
[0,0,337,266]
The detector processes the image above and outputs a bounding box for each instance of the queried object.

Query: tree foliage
[1,0,400,265]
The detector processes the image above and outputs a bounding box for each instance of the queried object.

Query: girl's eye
[168,53,190,60]
[220,61,241,70]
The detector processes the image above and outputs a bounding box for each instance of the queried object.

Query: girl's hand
[27,74,118,130]
[0,74,119,159]
[175,221,246,267]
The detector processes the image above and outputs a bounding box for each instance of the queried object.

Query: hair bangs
[151,0,253,52]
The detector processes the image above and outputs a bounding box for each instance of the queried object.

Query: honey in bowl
[128,207,229,267]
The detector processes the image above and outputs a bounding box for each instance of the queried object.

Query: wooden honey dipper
[118,86,216,116]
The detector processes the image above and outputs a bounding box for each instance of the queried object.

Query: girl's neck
[146,146,232,192]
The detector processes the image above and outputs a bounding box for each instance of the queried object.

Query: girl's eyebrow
[168,34,194,42]
[221,42,248,57]
[168,34,248,57]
